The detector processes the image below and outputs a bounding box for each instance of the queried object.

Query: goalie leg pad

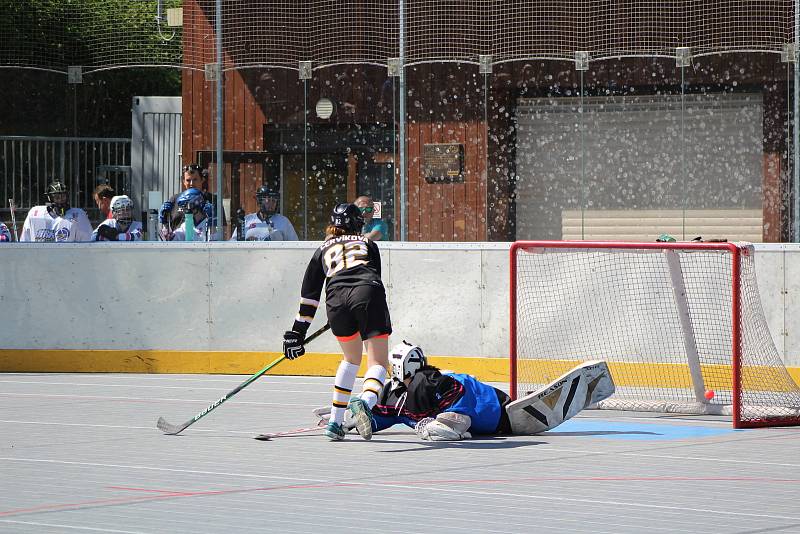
[506,360,615,434]
[415,412,472,441]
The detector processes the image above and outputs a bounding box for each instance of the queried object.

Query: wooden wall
[182,0,792,242]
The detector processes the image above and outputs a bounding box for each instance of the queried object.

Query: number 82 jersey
[293,234,384,332]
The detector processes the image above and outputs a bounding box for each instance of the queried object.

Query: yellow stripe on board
[1,350,799,389]
[517,359,800,393]
[0,350,365,375]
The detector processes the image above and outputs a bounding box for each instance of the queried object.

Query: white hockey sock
[332,361,359,425]
[359,365,387,409]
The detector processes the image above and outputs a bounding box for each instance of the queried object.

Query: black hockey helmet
[256,185,280,215]
[46,180,68,199]
[330,203,364,233]
[255,185,280,201]
[45,180,70,212]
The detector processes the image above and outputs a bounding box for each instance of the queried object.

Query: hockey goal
[510,241,800,429]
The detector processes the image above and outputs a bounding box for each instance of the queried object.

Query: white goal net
[511,241,800,428]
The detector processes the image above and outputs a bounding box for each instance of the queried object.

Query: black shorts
[326,283,392,341]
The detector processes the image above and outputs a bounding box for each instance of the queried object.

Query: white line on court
[0,392,318,406]
[0,379,329,393]
[0,519,151,533]
[0,420,260,434]
[0,457,329,483]
[1,457,799,523]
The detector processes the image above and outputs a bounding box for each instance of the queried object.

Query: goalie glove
[282,330,305,360]
[414,412,472,441]
[97,224,120,241]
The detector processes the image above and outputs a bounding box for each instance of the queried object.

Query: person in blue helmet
[168,188,215,241]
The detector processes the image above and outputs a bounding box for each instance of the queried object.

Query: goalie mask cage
[510,241,800,429]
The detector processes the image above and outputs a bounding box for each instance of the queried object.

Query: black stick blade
[157,417,186,435]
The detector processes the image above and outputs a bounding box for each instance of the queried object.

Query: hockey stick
[8,199,19,242]
[157,323,331,435]
[254,421,326,441]
[236,207,246,241]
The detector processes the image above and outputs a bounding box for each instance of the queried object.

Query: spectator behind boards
[93,184,115,220]
[230,185,298,241]
[354,195,388,241]
[20,180,92,242]
[168,188,215,241]
[92,195,143,241]
[159,164,226,240]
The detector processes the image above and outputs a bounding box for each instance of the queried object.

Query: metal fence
[0,136,131,224]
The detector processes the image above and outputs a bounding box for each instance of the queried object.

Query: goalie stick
[157,323,331,435]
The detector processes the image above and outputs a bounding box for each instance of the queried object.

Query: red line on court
[3,475,796,518]
[0,482,362,517]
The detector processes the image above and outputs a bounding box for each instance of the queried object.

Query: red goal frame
[509,240,800,429]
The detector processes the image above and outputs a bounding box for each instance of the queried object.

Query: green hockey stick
[157,323,331,435]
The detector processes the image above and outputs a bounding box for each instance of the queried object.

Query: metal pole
[215,0,224,240]
[303,79,308,240]
[580,69,585,239]
[681,65,686,240]
[794,0,799,241]
[398,0,406,241]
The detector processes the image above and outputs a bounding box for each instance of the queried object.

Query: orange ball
[704,389,715,400]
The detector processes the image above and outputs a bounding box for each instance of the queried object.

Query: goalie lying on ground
[323,341,616,441]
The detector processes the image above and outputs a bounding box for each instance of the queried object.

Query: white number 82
[323,241,368,277]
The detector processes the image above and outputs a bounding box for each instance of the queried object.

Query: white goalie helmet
[389,341,427,381]
[110,195,134,227]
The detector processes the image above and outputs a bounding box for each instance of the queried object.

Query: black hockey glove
[97,224,119,241]
[283,331,305,360]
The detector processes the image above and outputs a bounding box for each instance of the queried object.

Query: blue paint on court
[548,419,739,440]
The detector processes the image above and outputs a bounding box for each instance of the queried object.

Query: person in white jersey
[20,181,92,242]
[92,195,143,241]
[169,188,214,241]
[230,185,298,241]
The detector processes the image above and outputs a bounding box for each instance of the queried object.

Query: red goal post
[509,241,800,429]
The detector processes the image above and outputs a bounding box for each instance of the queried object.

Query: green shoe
[348,398,374,441]
[324,421,345,441]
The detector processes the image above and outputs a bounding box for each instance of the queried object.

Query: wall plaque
[423,143,464,183]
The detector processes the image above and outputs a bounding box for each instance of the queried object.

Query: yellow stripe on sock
[363,377,384,388]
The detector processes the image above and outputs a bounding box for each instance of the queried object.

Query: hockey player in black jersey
[283,202,392,441]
